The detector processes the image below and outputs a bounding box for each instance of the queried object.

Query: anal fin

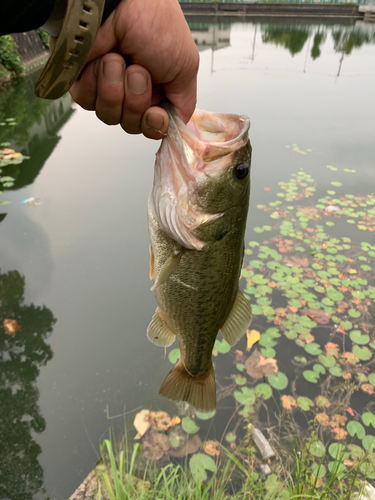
[220,289,252,346]
[147,308,176,347]
[159,360,216,411]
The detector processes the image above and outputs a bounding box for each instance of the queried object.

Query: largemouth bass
[147,104,252,411]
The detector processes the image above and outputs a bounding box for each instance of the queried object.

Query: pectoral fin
[220,289,252,346]
[147,308,176,347]
[149,245,155,280]
[150,248,185,291]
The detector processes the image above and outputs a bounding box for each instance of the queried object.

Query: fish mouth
[150,107,250,250]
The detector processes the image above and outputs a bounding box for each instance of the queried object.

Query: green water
[0,17,374,499]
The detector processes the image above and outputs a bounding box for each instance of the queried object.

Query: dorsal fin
[220,289,252,346]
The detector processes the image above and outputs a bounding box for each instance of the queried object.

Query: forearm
[0,0,120,36]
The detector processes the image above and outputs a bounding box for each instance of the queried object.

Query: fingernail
[146,113,166,135]
[103,60,123,85]
[126,71,147,95]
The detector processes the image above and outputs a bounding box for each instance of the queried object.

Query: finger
[95,54,126,125]
[70,58,99,111]
[141,107,169,140]
[121,65,153,135]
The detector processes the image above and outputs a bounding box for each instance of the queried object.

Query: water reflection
[0,269,56,500]
[0,76,74,192]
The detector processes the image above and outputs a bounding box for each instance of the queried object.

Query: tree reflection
[311,31,326,60]
[262,24,309,56]
[332,26,375,55]
[0,269,56,500]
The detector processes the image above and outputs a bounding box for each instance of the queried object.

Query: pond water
[0,16,375,500]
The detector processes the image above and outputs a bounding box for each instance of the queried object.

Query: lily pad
[347,421,365,439]
[181,417,200,434]
[234,387,256,405]
[214,339,231,354]
[303,370,319,383]
[297,397,314,411]
[363,435,375,453]
[349,330,370,345]
[308,440,325,458]
[168,349,180,364]
[352,345,372,361]
[195,410,216,421]
[268,372,288,390]
[189,453,216,483]
[328,443,349,460]
[255,383,273,400]
[304,343,322,356]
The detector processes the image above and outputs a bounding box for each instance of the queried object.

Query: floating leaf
[352,345,372,361]
[329,366,343,377]
[316,413,330,426]
[315,396,330,408]
[309,440,325,458]
[281,395,297,410]
[268,372,288,390]
[304,343,322,356]
[225,432,236,443]
[235,375,247,385]
[362,413,375,428]
[203,440,220,457]
[329,443,348,460]
[234,387,256,405]
[150,411,172,431]
[246,329,260,350]
[214,339,231,354]
[189,453,216,483]
[349,330,369,345]
[301,309,330,324]
[182,417,200,434]
[347,421,365,439]
[318,354,336,368]
[361,384,374,395]
[168,348,180,364]
[297,397,314,411]
[133,409,151,439]
[195,410,216,421]
[245,349,278,378]
[369,373,375,387]
[255,383,273,400]
[303,370,319,383]
[363,435,375,453]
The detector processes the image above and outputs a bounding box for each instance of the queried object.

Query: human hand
[70,0,199,139]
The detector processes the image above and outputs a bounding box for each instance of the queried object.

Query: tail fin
[159,360,216,411]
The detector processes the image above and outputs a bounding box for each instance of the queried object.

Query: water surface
[0,17,374,499]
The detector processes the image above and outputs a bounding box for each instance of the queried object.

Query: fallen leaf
[281,395,297,410]
[3,319,21,336]
[264,187,271,191]
[342,372,352,380]
[245,349,278,379]
[325,343,340,358]
[143,431,170,460]
[315,396,330,408]
[302,309,330,325]
[361,384,374,395]
[346,267,357,274]
[203,440,220,456]
[331,414,347,426]
[347,407,355,417]
[166,416,181,430]
[336,301,349,313]
[0,148,15,154]
[297,206,319,217]
[246,329,260,351]
[268,281,277,288]
[316,413,330,426]
[284,256,309,267]
[134,409,151,439]
[150,411,171,431]
[331,427,348,440]
[299,332,315,344]
[341,352,359,365]
[288,306,299,313]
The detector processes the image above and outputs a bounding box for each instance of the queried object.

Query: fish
[147,104,252,411]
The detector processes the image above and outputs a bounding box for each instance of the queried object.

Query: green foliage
[36,29,50,49]
[0,35,23,75]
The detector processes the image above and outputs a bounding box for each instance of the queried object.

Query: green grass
[96,434,372,500]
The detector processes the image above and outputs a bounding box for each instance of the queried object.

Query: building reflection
[188,21,231,51]
[0,269,56,500]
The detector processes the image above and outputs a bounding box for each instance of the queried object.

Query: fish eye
[234,163,249,180]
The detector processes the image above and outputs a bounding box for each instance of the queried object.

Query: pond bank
[181,2,362,18]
